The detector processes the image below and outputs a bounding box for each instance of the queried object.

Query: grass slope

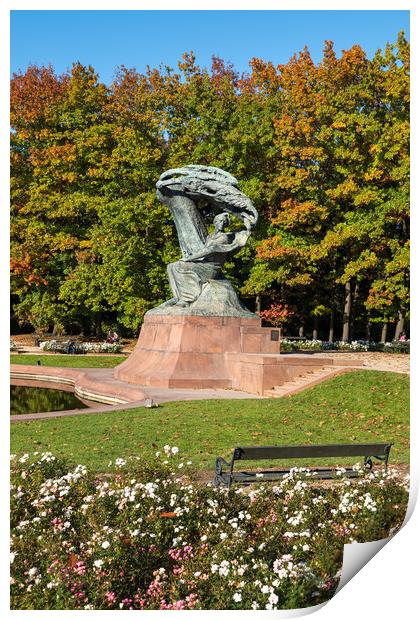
[10,354,126,368]
[10,371,409,471]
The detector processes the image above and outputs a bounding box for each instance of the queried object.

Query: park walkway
[310,351,409,374]
[11,351,409,421]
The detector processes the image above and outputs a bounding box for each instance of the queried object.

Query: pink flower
[321,579,335,591]
[146,578,163,597]
[186,593,198,609]
[105,591,116,603]
[74,561,86,575]
[160,600,186,610]
[51,517,63,530]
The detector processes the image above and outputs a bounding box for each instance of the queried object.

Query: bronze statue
[150,165,258,317]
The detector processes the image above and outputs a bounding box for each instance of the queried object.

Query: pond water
[10,385,89,415]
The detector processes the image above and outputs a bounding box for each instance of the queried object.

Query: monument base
[115,315,358,395]
[114,314,284,393]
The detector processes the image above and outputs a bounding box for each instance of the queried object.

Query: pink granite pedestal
[114,314,283,393]
[114,315,363,395]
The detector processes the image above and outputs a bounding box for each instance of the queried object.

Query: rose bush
[280,339,410,354]
[39,341,122,354]
[11,450,408,610]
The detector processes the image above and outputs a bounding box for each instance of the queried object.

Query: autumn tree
[10,34,409,340]
[247,33,409,341]
[11,62,176,334]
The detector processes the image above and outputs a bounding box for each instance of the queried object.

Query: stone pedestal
[114,314,281,392]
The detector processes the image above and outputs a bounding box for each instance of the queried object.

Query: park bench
[39,337,82,354]
[214,442,392,488]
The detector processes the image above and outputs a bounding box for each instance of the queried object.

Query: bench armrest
[214,456,234,488]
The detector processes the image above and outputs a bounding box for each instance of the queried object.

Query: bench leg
[215,457,233,489]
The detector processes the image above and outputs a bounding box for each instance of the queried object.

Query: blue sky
[11,10,410,83]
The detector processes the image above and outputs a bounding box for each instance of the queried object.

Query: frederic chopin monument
[114,165,282,394]
[150,165,258,317]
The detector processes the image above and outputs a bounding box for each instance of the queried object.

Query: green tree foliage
[10,34,409,339]
[11,63,176,334]
[247,34,409,339]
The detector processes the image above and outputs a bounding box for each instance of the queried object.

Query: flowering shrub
[280,339,410,354]
[260,304,293,327]
[294,339,324,351]
[10,339,18,351]
[335,340,372,352]
[39,340,83,354]
[80,342,122,354]
[39,341,122,354]
[10,450,408,610]
[382,340,410,354]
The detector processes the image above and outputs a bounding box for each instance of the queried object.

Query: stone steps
[264,366,350,398]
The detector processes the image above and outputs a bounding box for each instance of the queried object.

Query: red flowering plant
[259,303,293,328]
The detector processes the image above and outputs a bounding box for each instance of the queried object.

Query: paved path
[310,351,409,374]
[11,365,263,422]
[11,352,409,422]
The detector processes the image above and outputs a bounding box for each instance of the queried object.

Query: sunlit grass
[10,354,126,368]
[10,371,409,472]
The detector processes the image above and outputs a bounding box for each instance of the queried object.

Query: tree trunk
[380,322,388,343]
[312,316,318,341]
[350,282,359,341]
[394,309,406,341]
[366,320,372,341]
[329,309,334,343]
[341,281,352,342]
[52,323,64,336]
[93,313,103,338]
[256,294,261,315]
[299,321,305,338]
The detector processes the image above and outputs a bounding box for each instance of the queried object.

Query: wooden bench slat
[231,468,364,481]
[215,442,392,488]
[233,443,390,460]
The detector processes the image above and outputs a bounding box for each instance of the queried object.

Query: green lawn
[10,370,409,472]
[10,354,127,368]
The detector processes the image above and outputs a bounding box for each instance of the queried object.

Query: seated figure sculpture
[167,212,252,307]
[150,165,258,317]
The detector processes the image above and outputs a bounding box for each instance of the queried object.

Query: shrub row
[38,341,123,354]
[280,339,410,354]
[11,450,408,610]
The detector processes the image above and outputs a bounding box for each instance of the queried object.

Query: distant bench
[214,443,392,488]
[11,345,25,354]
[32,335,73,347]
[37,336,83,354]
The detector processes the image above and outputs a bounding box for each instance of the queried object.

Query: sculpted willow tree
[153,165,258,315]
